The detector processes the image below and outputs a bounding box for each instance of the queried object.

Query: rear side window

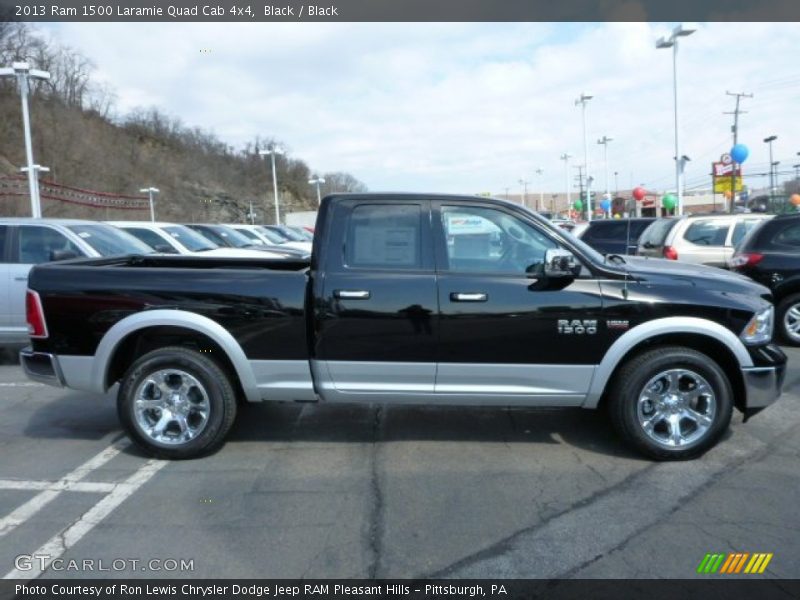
[0,225,7,261]
[584,221,628,240]
[639,219,676,247]
[684,220,729,246]
[731,219,764,247]
[771,221,800,249]
[346,204,422,269]
[17,226,83,264]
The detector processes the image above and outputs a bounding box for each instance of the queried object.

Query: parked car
[21,194,784,461]
[0,218,153,345]
[637,213,772,267]
[730,213,800,345]
[228,224,312,254]
[578,218,656,255]
[108,221,283,258]
[260,224,314,252]
[288,226,314,241]
[184,224,307,259]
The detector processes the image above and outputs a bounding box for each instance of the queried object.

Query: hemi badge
[607,320,630,330]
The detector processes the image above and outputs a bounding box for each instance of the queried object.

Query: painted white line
[0,438,125,538]
[0,383,44,387]
[0,479,116,493]
[3,458,168,579]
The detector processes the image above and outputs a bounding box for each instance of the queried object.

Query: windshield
[276,226,306,242]
[255,226,289,244]
[263,226,292,241]
[639,218,677,247]
[234,228,266,244]
[212,225,256,248]
[162,225,218,252]
[68,224,154,256]
[292,227,314,241]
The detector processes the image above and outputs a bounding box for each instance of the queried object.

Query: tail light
[26,290,49,339]
[662,246,678,260]
[729,253,764,269]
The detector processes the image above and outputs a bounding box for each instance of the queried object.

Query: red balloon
[632,186,646,201]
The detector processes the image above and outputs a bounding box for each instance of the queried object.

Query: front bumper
[20,347,64,387]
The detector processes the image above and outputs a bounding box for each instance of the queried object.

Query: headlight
[740,306,773,345]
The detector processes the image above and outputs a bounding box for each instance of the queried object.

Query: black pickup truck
[21,194,786,460]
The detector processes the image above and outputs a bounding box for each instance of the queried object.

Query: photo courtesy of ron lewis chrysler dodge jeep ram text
[20,194,786,460]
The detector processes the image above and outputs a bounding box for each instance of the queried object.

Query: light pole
[656,23,697,216]
[535,168,544,212]
[309,176,326,205]
[575,92,593,220]
[597,136,613,211]
[0,62,51,218]
[518,179,530,207]
[139,187,160,222]
[259,145,284,224]
[560,153,572,214]
[764,136,777,207]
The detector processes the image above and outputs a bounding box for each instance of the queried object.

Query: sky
[41,21,800,196]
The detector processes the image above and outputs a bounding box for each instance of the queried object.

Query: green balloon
[661,194,676,210]
[573,200,583,211]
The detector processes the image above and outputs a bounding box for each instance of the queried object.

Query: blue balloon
[600,198,612,211]
[730,143,749,163]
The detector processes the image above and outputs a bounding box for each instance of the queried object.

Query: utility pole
[504,187,510,201]
[535,168,544,212]
[614,171,619,196]
[764,136,777,209]
[575,92,593,220]
[724,91,753,213]
[259,145,284,224]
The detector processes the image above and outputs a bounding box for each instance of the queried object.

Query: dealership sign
[712,154,743,193]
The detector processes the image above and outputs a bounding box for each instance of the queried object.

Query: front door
[432,202,604,405]
[314,199,438,401]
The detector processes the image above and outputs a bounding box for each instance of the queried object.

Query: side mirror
[50,249,79,262]
[543,248,580,278]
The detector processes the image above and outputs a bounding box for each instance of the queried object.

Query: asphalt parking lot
[0,348,799,580]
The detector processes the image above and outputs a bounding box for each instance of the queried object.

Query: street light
[258,145,284,224]
[575,92,593,220]
[308,176,326,205]
[518,178,530,207]
[656,22,697,216]
[560,153,572,212]
[0,62,51,218]
[597,136,613,208]
[139,187,160,222]
[535,168,544,212]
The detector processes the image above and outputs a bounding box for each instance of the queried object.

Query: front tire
[118,346,238,459]
[777,293,800,346]
[608,346,733,460]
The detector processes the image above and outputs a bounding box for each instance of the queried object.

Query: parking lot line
[0,437,125,539]
[0,480,116,493]
[3,457,167,580]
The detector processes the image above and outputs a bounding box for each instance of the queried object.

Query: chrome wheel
[636,368,716,449]
[133,369,210,445]
[783,302,800,343]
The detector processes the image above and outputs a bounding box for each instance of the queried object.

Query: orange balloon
[724,190,732,199]
[791,194,800,206]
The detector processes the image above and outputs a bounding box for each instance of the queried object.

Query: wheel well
[105,326,244,400]
[597,333,746,413]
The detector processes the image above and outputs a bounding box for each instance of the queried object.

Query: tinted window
[731,219,763,247]
[441,205,557,274]
[276,226,305,241]
[639,218,677,247]
[191,226,226,246]
[212,226,254,248]
[771,221,800,249]
[684,220,729,246]
[583,221,629,240]
[125,227,176,251]
[234,228,265,244]
[0,225,6,260]
[68,224,153,256]
[345,204,422,269]
[162,225,217,252]
[18,226,83,264]
[255,226,288,244]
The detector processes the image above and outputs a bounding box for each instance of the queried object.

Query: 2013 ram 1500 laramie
[21,194,786,460]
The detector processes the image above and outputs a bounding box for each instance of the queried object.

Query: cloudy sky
[41,22,800,196]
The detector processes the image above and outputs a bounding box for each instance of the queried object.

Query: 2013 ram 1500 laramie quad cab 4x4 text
[20,194,786,460]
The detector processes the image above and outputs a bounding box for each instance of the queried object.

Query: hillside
[0,23,366,222]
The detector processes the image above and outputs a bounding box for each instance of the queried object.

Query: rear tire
[608,346,733,461]
[118,346,237,459]
[777,293,800,346]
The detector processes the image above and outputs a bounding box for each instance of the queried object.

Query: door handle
[450,292,488,302]
[14,276,28,281]
[334,290,371,300]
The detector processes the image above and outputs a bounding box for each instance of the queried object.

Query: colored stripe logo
[697,552,773,574]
